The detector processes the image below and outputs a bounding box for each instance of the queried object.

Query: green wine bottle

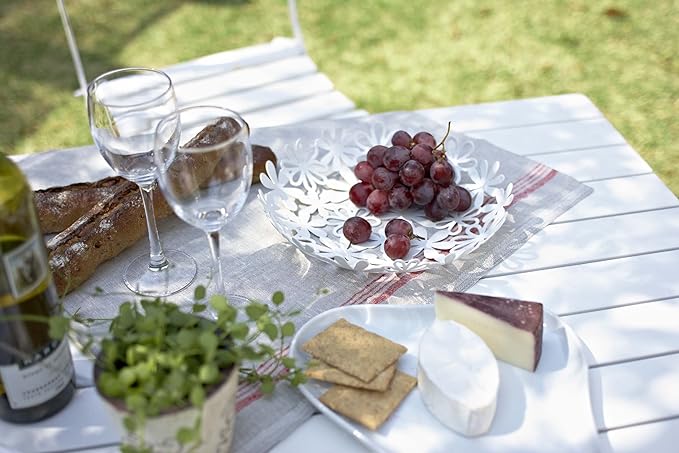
[0,154,75,423]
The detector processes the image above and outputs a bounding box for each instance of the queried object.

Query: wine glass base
[123,250,197,297]
[205,293,251,320]
[223,294,250,305]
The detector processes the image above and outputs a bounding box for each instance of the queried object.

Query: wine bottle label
[1,234,47,301]
[0,340,74,409]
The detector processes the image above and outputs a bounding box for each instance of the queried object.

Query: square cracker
[302,318,407,382]
[306,360,397,391]
[319,371,417,430]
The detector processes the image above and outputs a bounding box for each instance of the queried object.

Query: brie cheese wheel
[417,319,499,436]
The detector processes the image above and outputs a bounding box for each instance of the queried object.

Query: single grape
[425,200,447,221]
[453,186,472,212]
[436,185,460,211]
[430,159,454,186]
[383,145,411,171]
[410,143,434,167]
[343,217,372,244]
[410,179,436,205]
[367,145,388,168]
[432,148,446,160]
[384,234,410,260]
[366,189,390,215]
[388,185,413,210]
[354,160,374,183]
[372,167,399,190]
[399,159,425,187]
[349,182,373,207]
[391,130,412,148]
[413,131,436,148]
[385,218,413,237]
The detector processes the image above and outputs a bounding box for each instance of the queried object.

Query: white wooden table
[4,93,678,453]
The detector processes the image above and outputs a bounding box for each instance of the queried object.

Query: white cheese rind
[417,320,499,436]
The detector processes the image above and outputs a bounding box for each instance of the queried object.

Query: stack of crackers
[302,318,417,430]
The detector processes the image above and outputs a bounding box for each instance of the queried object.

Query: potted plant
[50,287,306,453]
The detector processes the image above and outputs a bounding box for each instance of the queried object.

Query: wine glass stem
[138,183,169,271]
[206,230,224,294]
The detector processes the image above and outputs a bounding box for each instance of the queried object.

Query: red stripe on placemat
[512,164,550,193]
[340,273,391,306]
[236,367,288,412]
[345,274,398,306]
[510,163,542,190]
[510,169,558,205]
[365,272,421,305]
[237,345,291,398]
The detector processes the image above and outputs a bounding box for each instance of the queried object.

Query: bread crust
[34,176,126,234]
[46,181,172,295]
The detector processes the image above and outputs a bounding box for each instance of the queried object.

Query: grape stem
[433,121,453,151]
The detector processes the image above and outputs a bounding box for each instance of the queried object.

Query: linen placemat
[17,111,592,453]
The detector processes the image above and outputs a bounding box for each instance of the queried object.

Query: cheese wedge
[434,291,543,372]
[417,320,499,436]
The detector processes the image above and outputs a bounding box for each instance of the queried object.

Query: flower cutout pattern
[279,139,329,191]
[466,160,505,192]
[316,129,364,183]
[353,121,393,152]
[445,135,478,170]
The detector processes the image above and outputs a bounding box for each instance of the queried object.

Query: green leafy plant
[48,287,306,453]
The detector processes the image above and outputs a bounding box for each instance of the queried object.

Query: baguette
[34,176,127,234]
[47,181,173,295]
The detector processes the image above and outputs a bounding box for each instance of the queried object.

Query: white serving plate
[257,119,513,273]
[290,304,600,453]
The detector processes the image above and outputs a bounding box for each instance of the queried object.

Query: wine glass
[87,68,197,296]
[153,106,253,299]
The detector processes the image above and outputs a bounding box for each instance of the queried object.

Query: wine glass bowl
[88,69,175,186]
[87,68,197,296]
[154,106,253,294]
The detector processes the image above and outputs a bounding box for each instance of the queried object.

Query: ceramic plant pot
[95,364,239,452]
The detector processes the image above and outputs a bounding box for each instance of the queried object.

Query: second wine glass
[154,106,253,298]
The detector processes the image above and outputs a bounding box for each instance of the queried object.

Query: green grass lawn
[1,0,677,194]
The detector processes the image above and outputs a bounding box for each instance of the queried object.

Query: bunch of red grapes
[342,127,474,260]
[349,129,471,221]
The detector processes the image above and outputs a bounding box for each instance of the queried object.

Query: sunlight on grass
[1,0,677,194]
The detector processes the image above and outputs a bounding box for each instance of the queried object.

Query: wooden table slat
[591,353,679,430]
[599,417,679,453]
[554,173,678,223]
[472,249,679,315]
[469,118,626,156]
[535,144,653,182]
[421,93,603,132]
[487,207,679,277]
[563,298,679,365]
[0,388,121,453]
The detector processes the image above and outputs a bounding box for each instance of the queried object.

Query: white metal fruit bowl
[257,120,513,273]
